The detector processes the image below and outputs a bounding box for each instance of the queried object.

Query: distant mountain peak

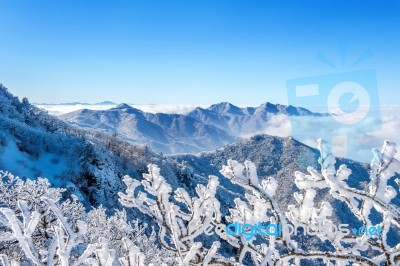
[263,101,275,106]
[115,103,134,109]
[257,102,279,113]
[112,103,145,116]
[207,102,243,115]
[209,102,237,108]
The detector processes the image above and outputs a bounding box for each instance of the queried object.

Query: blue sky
[0,0,399,106]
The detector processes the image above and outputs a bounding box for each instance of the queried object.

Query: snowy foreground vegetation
[1,139,400,265]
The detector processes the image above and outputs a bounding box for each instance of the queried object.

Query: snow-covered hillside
[0,84,237,215]
[0,84,158,209]
[170,135,380,219]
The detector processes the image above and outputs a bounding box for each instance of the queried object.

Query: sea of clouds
[262,105,400,161]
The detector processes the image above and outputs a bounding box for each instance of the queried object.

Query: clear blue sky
[0,0,399,105]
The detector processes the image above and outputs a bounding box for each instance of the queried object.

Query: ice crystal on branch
[118,164,228,265]
[0,172,176,265]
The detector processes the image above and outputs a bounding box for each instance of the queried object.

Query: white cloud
[263,106,400,162]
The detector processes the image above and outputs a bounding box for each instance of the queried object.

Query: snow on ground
[0,137,67,185]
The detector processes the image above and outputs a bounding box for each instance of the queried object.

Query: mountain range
[59,101,323,153]
[33,101,117,106]
[188,102,321,135]
[60,104,237,154]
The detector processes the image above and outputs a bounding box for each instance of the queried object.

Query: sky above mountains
[0,1,399,106]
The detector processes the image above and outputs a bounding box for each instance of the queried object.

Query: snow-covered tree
[118,164,229,265]
[0,171,177,265]
[119,140,400,265]
[217,139,400,265]
[286,139,400,265]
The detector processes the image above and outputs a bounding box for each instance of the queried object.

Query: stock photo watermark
[225,222,384,241]
[286,46,382,162]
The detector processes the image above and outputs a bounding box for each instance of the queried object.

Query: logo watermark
[225,222,383,241]
[286,45,381,162]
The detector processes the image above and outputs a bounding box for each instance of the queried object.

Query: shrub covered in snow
[0,172,177,265]
[119,139,400,265]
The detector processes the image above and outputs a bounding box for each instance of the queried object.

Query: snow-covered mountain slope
[0,85,161,210]
[0,84,240,236]
[170,135,375,216]
[188,102,323,136]
[0,84,235,213]
[60,103,237,154]
[167,134,400,260]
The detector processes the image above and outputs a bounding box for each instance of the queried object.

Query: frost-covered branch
[220,160,297,265]
[0,172,177,265]
[217,139,400,265]
[0,202,42,265]
[289,139,400,265]
[119,164,227,265]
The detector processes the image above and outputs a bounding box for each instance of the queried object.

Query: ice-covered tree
[286,139,400,265]
[118,164,228,265]
[120,140,400,265]
[0,171,177,265]
[218,139,400,265]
